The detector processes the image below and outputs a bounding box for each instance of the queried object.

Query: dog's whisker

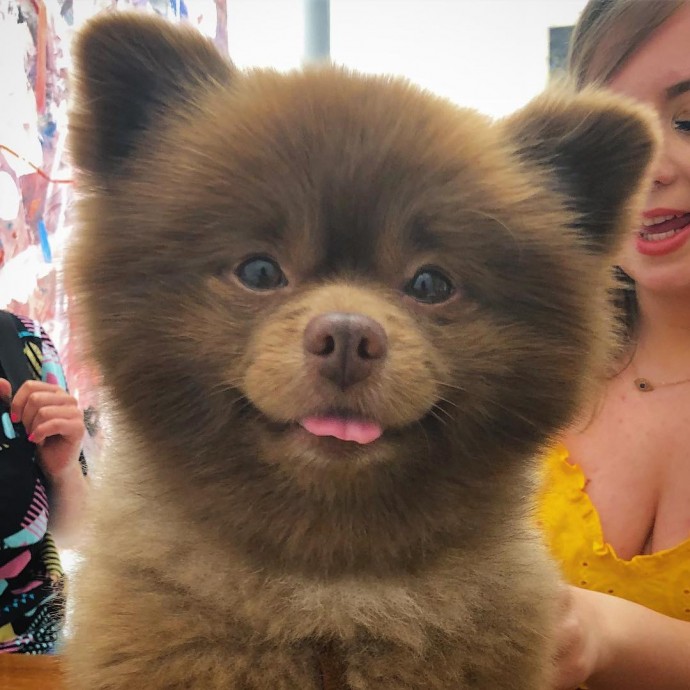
[427,407,451,429]
[434,395,460,411]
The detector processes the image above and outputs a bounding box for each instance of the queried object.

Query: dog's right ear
[70,13,234,178]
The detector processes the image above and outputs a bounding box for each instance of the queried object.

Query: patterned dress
[0,314,87,654]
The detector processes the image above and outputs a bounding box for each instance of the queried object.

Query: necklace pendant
[634,377,654,392]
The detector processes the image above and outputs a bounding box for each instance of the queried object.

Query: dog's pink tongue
[300,417,382,444]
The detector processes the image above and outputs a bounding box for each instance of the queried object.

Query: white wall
[225,0,589,118]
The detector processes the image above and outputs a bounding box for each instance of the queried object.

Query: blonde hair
[568,0,686,341]
[569,0,685,88]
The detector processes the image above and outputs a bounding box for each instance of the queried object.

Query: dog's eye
[235,256,287,291]
[404,267,455,304]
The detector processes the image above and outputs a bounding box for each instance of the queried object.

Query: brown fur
[65,13,657,690]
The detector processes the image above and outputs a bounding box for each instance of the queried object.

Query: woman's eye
[235,256,287,291]
[673,115,690,132]
[404,267,455,304]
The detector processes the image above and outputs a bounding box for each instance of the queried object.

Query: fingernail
[10,412,19,424]
[27,433,35,443]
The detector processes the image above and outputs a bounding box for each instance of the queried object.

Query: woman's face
[608,2,690,294]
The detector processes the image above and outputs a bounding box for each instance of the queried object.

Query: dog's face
[68,15,656,572]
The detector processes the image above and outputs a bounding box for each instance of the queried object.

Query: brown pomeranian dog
[65,12,656,690]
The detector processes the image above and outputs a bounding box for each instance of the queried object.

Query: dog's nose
[303,313,388,390]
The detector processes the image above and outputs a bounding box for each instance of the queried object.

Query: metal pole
[215,0,229,58]
[304,0,330,64]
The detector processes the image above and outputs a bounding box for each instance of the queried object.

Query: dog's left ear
[498,85,659,255]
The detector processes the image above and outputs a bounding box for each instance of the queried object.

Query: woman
[0,311,88,653]
[540,1,690,687]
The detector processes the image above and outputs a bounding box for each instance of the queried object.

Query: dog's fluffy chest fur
[83,455,556,689]
[97,447,545,648]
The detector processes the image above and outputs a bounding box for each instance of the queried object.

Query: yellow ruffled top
[538,444,690,621]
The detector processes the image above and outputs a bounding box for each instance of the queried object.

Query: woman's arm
[554,585,690,690]
[42,443,89,547]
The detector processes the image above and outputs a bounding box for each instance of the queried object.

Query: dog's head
[68,14,656,573]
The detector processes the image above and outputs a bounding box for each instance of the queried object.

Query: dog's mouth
[243,400,387,446]
[299,415,383,444]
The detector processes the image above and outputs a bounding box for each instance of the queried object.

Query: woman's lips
[636,211,690,256]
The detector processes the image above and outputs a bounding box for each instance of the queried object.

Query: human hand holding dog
[1,377,88,544]
[552,585,690,689]
[551,585,609,689]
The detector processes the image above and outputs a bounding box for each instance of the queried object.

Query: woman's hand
[552,585,611,689]
[1,377,88,544]
[552,585,690,690]
[0,377,85,480]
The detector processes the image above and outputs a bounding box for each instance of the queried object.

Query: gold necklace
[633,375,690,392]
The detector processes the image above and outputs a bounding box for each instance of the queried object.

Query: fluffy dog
[65,12,656,690]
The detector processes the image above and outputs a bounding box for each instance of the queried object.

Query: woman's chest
[564,385,690,559]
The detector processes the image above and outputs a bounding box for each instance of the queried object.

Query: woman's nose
[652,140,680,187]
